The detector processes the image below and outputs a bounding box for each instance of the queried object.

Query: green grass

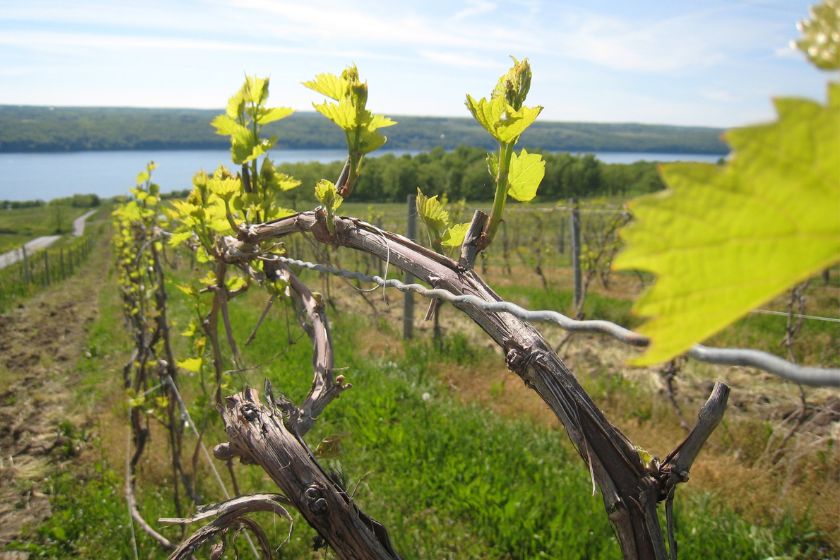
[0,205,90,238]
[494,284,639,329]
[0,233,33,253]
[8,255,834,559]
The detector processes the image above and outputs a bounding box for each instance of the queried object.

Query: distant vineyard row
[0,106,728,154]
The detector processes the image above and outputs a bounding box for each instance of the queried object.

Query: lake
[0,149,724,202]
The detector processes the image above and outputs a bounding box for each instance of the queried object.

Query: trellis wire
[274,256,840,388]
[750,309,840,323]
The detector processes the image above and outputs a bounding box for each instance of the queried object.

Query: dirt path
[0,237,107,546]
[0,209,97,270]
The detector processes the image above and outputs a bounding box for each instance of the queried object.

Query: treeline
[0,106,728,155]
[275,146,676,205]
[2,193,100,210]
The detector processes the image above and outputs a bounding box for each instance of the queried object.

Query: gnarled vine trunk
[167,209,729,560]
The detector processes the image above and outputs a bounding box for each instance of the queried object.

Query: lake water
[0,149,723,202]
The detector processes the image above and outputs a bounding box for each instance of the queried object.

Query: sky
[0,0,831,128]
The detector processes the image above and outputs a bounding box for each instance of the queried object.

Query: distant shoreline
[0,145,730,156]
[0,106,730,156]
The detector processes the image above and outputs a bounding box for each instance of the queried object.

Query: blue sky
[0,0,830,127]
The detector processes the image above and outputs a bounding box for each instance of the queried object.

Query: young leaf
[208,177,241,201]
[315,179,342,212]
[168,231,191,247]
[226,276,246,292]
[441,223,471,247]
[255,106,294,125]
[226,88,246,119]
[244,76,269,105]
[613,84,840,365]
[465,95,505,142]
[356,127,387,154]
[211,114,245,136]
[495,105,543,144]
[177,357,203,373]
[507,149,545,202]
[416,189,449,233]
[313,100,357,131]
[302,73,350,101]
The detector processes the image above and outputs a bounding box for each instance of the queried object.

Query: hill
[0,106,728,154]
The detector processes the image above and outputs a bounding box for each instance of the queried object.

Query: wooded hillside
[0,106,728,154]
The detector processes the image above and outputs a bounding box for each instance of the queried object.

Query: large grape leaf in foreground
[613,84,840,365]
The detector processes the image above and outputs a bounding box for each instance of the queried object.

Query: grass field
[1,203,838,559]
[0,204,95,252]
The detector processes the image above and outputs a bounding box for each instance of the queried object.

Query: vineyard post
[558,215,565,254]
[404,193,417,339]
[22,245,30,285]
[570,198,582,309]
[60,248,65,280]
[44,250,50,286]
[376,216,384,277]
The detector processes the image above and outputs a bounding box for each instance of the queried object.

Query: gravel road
[0,209,97,269]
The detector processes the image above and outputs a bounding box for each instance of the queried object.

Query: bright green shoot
[416,188,470,255]
[304,64,396,199]
[466,57,545,250]
[211,76,301,224]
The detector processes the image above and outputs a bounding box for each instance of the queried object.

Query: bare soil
[0,241,105,549]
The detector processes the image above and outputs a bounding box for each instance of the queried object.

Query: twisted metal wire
[275,256,840,388]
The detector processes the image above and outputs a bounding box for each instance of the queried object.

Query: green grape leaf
[465,95,542,144]
[613,84,840,365]
[136,171,150,185]
[635,445,655,470]
[177,357,203,373]
[366,113,397,130]
[177,284,199,298]
[226,276,246,292]
[441,223,471,247]
[208,177,241,201]
[357,127,387,154]
[303,73,350,101]
[226,88,246,119]
[264,206,297,220]
[465,95,505,142]
[168,231,191,247]
[274,175,301,191]
[487,152,499,177]
[313,100,357,131]
[244,76,269,105]
[255,106,294,125]
[231,129,277,164]
[181,319,199,337]
[416,189,449,233]
[507,149,545,202]
[315,179,342,212]
[211,114,245,136]
[495,105,543,143]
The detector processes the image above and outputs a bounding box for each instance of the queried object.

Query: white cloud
[452,0,497,20]
[533,6,783,73]
[419,50,496,68]
[698,88,742,103]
